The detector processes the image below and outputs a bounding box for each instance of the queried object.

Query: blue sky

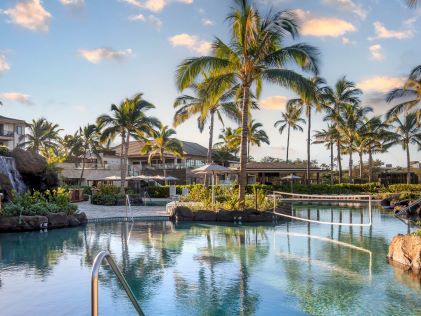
[0,0,420,167]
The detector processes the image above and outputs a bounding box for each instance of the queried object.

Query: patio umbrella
[104,175,121,181]
[281,174,301,192]
[192,163,231,206]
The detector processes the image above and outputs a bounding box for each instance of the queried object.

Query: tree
[246,120,269,161]
[19,118,62,155]
[175,0,319,207]
[76,124,103,184]
[274,101,305,162]
[141,124,184,184]
[336,104,373,183]
[215,127,241,157]
[97,93,159,193]
[388,112,421,184]
[406,0,418,8]
[323,77,362,183]
[386,65,421,126]
[174,80,240,163]
[313,125,338,184]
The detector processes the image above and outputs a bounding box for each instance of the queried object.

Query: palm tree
[141,124,184,184]
[313,125,338,184]
[323,77,362,183]
[406,0,418,8]
[388,112,421,184]
[336,104,373,183]
[274,102,305,162]
[76,124,103,184]
[246,120,269,161]
[174,80,240,163]
[97,93,159,192]
[175,0,319,207]
[19,118,62,155]
[215,127,241,157]
[386,65,421,126]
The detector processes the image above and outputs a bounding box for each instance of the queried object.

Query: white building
[0,115,26,150]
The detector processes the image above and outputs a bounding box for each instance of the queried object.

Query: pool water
[0,204,420,316]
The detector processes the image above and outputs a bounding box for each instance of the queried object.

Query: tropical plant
[313,125,338,184]
[406,0,418,8]
[97,93,159,192]
[274,102,305,162]
[215,127,241,156]
[141,124,184,184]
[19,118,62,155]
[246,120,269,161]
[386,65,421,126]
[322,77,362,183]
[388,112,421,184]
[175,1,319,206]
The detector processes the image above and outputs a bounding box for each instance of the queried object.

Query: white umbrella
[104,175,121,181]
[192,163,231,207]
[281,174,301,192]
[164,176,179,181]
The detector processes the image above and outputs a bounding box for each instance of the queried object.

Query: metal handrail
[396,197,421,217]
[91,251,144,316]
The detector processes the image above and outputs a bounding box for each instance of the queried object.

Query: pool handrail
[91,251,144,316]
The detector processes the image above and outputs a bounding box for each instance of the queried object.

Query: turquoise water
[0,204,420,315]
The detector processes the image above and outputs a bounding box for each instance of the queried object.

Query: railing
[125,194,134,220]
[0,130,14,137]
[91,251,144,316]
[396,197,421,217]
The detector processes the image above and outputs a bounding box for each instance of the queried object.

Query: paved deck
[76,201,169,220]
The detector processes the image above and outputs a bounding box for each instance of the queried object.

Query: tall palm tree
[18,118,62,155]
[97,93,159,192]
[274,102,305,162]
[336,104,373,183]
[406,0,418,8]
[215,127,241,157]
[388,112,421,184]
[323,77,362,183]
[246,120,269,161]
[141,124,184,184]
[386,65,421,126]
[175,0,319,207]
[174,80,240,163]
[313,125,337,184]
[76,124,103,184]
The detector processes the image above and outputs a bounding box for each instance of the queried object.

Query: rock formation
[388,234,421,273]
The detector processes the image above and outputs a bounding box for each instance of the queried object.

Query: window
[16,126,24,135]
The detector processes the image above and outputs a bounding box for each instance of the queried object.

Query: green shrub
[0,145,9,156]
[91,185,123,205]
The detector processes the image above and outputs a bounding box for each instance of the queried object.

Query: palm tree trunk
[286,125,290,163]
[359,152,363,180]
[238,85,250,209]
[368,149,373,182]
[337,140,343,183]
[247,140,250,162]
[330,140,334,184]
[163,156,167,186]
[80,148,87,185]
[207,111,215,163]
[348,144,353,184]
[406,142,411,184]
[120,134,125,192]
[306,106,311,184]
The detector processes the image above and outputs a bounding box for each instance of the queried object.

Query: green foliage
[411,230,421,237]
[91,185,123,206]
[1,188,77,216]
[382,184,421,193]
[0,145,9,156]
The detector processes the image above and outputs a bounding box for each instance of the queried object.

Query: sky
[0,0,420,167]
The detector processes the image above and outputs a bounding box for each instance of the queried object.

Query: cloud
[169,34,211,55]
[369,21,414,40]
[78,48,133,64]
[129,14,162,29]
[293,9,356,37]
[369,44,384,61]
[128,14,146,21]
[122,0,192,12]
[357,76,404,93]
[202,18,214,26]
[2,0,51,32]
[0,92,32,105]
[148,15,162,29]
[260,96,288,110]
[73,105,87,112]
[0,54,11,74]
[322,0,367,19]
[59,0,84,6]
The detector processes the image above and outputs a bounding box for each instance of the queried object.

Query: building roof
[113,140,208,159]
[230,162,324,172]
[59,168,121,181]
[0,115,27,124]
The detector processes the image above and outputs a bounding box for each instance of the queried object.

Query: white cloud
[202,18,214,26]
[0,92,32,105]
[78,48,133,64]
[169,34,211,55]
[322,0,367,19]
[128,14,146,21]
[369,44,384,61]
[293,9,356,37]
[0,54,11,74]
[59,0,84,6]
[73,105,87,112]
[129,14,162,29]
[260,96,288,110]
[2,0,51,32]
[122,0,192,12]
[357,76,405,93]
[369,21,414,40]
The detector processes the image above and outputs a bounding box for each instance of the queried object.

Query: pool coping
[88,216,170,223]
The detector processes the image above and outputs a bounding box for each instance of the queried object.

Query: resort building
[0,115,26,150]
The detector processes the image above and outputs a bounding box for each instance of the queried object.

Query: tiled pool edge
[88,216,170,223]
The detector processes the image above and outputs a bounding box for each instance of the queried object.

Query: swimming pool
[0,204,420,315]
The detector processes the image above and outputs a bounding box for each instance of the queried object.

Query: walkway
[76,201,169,220]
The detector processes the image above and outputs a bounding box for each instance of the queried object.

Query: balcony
[0,130,14,139]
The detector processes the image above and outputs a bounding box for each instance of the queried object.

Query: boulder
[0,173,14,199]
[75,212,88,225]
[10,148,47,174]
[216,210,247,222]
[67,215,81,227]
[194,210,217,221]
[0,215,48,232]
[388,234,421,273]
[174,206,194,221]
[47,213,69,228]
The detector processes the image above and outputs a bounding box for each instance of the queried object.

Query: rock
[216,210,247,222]
[47,213,69,228]
[194,210,217,221]
[75,212,88,225]
[174,206,194,220]
[10,148,47,174]
[67,215,80,227]
[0,173,14,199]
[0,215,48,232]
[388,234,421,273]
